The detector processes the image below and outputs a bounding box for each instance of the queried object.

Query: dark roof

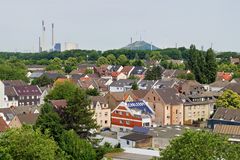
[43,72,65,80]
[133,126,149,134]
[0,117,9,132]
[121,133,152,141]
[2,80,27,87]
[0,108,15,121]
[71,74,85,80]
[212,108,240,122]
[14,85,42,96]
[110,79,135,87]
[138,80,156,89]
[91,96,107,105]
[131,66,146,75]
[223,83,240,94]
[154,79,177,88]
[111,65,122,72]
[155,88,183,105]
[17,113,39,125]
[5,86,17,97]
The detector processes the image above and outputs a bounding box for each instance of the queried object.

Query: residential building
[120,133,152,148]
[121,66,135,77]
[111,101,155,132]
[213,124,240,143]
[111,72,127,81]
[109,79,135,92]
[161,69,189,79]
[209,80,230,92]
[130,66,146,80]
[138,80,157,90]
[216,72,232,81]
[208,107,240,129]
[222,83,240,95]
[91,96,111,129]
[14,85,42,106]
[142,88,183,126]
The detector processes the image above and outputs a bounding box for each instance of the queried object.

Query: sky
[0,0,239,52]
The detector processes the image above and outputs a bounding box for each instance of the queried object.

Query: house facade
[111,101,155,132]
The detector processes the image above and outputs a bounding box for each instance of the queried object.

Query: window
[120,120,123,124]
[119,111,123,115]
[105,112,108,116]
[176,110,178,114]
[126,112,129,116]
[105,120,108,124]
[154,97,156,101]
[126,121,130,125]
[153,105,156,111]
[27,96,29,99]
[167,106,169,110]
[32,96,34,99]
[127,140,130,145]
[115,111,119,114]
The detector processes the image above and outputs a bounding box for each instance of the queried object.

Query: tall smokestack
[51,23,54,47]
[39,36,42,52]
[42,20,45,51]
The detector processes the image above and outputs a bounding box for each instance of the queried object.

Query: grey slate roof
[110,79,135,87]
[155,88,183,105]
[131,66,146,75]
[121,133,152,141]
[212,108,240,122]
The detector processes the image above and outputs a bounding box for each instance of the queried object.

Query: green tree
[144,66,163,80]
[177,73,195,80]
[35,103,64,142]
[205,48,217,83]
[117,55,129,66]
[59,130,96,160]
[31,74,54,87]
[64,88,98,138]
[131,81,139,90]
[216,89,240,109]
[46,81,78,101]
[97,56,109,66]
[46,58,62,71]
[0,126,61,160]
[159,130,240,160]
[64,57,78,73]
[86,88,100,96]
[107,54,117,65]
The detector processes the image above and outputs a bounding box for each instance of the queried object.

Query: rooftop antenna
[51,23,54,47]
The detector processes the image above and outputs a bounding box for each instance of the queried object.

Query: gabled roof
[0,108,16,121]
[131,90,149,99]
[121,66,134,74]
[131,66,146,75]
[154,79,177,88]
[110,79,135,87]
[155,88,183,105]
[14,85,42,96]
[0,116,9,132]
[29,72,44,78]
[91,96,108,107]
[212,108,240,122]
[209,80,230,88]
[5,86,18,97]
[121,133,152,141]
[11,105,41,115]
[111,65,122,72]
[222,83,240,95]
[133,126,149,134]
[17,113,39,125]
[138,80,156,89]
[2,80,27,87]
[127,101,154,115]
[217,72,232,81]
[43,72,65,80]
[50,100,68,109]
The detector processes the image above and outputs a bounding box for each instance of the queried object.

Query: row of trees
[185,45,217,84]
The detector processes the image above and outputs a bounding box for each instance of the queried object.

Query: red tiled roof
[217,72,232,81]
[121,66,134,74]
[0,117,9,132]
[50,99,68,109]
[111,72,121,77]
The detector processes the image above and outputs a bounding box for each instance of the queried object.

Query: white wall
[0,81,5,108]
[120,138,135,148]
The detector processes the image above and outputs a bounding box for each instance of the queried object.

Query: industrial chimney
[51,23,54,47]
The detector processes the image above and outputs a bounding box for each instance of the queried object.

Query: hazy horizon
[0,0,239,52]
